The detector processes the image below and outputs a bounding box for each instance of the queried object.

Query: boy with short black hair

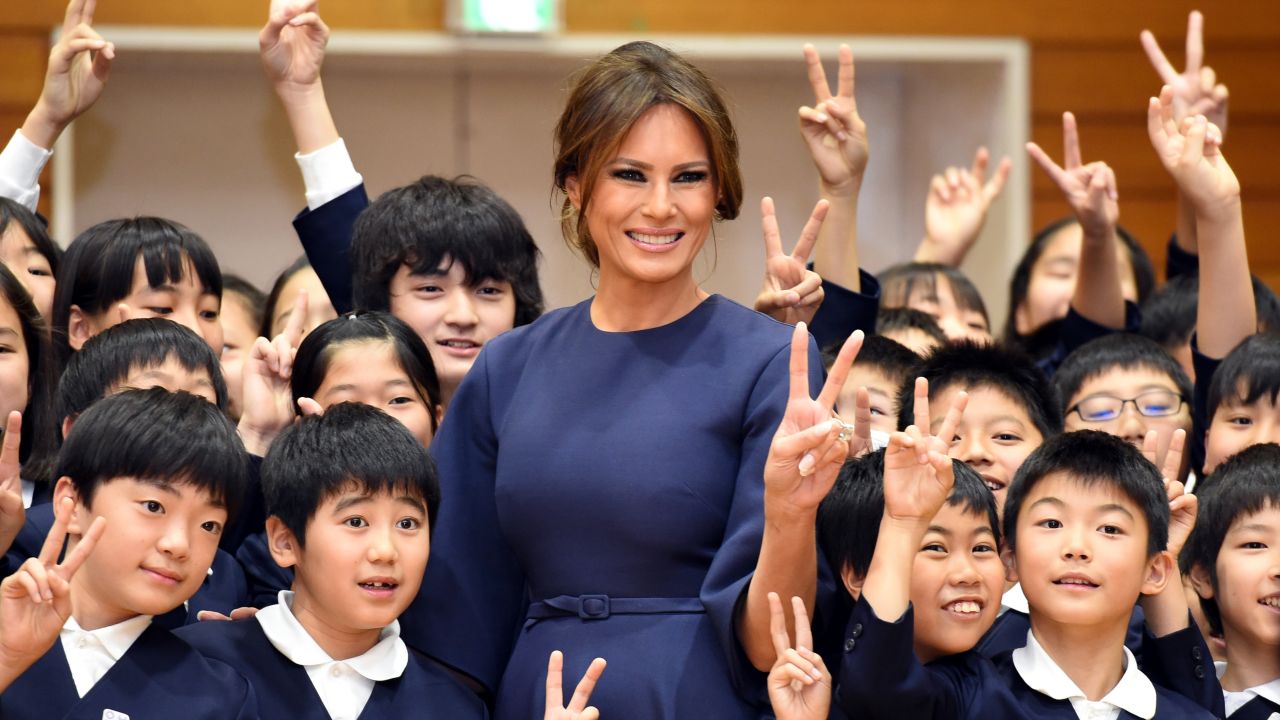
[875,307,946,356]
[1201,333,1280,475]
[0,389,256,718]
[826,335,920,444]
[895,340,1062,511]
[1182,442,1280,718]
[1054,334,1193,484]
[836,429,1220,719]
[178,402,491,717]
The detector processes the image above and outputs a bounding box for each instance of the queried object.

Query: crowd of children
[0,1,1275,718]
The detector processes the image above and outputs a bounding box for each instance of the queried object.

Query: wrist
[763,497,818,529]
[20,105,64,151]
[820,177,862,201]
[1194,195,1243,225]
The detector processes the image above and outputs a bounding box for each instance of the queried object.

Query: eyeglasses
[1068,390,1187,423]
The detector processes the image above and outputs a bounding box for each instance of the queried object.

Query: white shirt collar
[1002,582,1030,614]
[256,590,407,682]
[1013,629,1157,720]
[20,478,33,509]
[1217,661,1280,716]
[62,614,152,662]
[59,614,152,697]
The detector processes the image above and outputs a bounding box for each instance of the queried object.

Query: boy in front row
[0,389,257,718]
[176,402,607,719]
[838,429,1220,719]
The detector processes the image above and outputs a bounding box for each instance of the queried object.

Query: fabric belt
[526,594,706,622]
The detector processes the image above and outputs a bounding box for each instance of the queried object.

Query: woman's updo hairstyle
[553,41,743,267]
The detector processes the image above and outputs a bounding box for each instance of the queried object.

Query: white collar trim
[256,590,406,682]
[1013,629,1157,719]
[61,614,152,661]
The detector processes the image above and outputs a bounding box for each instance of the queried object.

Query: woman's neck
[590,269,707,332]
[1220,623,1280,691]
[1029,614,1129,701]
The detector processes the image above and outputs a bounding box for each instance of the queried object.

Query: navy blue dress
[410,295,821,719]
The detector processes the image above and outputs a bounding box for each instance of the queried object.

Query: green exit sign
[450,0,560,34]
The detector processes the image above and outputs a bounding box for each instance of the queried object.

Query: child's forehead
[101,475,225,507]
[937,383,1034,424]
[1021,472,1144,518]
[1226,501,1280,535]
[129,254,218,297]
[318,483,427,511]
[927,502,995,536]
[1072,364,1179,402]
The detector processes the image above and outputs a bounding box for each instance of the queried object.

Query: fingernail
[811,667,824,680]
[837,131,847,142]
[798,453,816,476]
[815,113,829,123]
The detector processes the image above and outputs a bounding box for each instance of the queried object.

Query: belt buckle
[578,594,610,620]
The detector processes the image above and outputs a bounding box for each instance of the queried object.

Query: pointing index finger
[282,288,309,349]
[38,496,75,566]
[789,323,811,405]
[1185,10,1204,76]
[1062,112,1082,170]
[837,44,855,101]
[1140,29,1179,84]
[761,196,784,260]
[790,199,829,263]
[817,331,862,411]
[803,44,833,103]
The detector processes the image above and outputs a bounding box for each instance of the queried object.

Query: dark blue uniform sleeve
[1189,335,1222,477]
[1137,620,1224,718]
[1166,235,1199,281]
[234,531,294,609]
[834,599,963,720]
[290,185,369,315]
[220,455,264,554]
[808,270,881,351]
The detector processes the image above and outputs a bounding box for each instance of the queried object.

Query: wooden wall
[3,1,1278,284]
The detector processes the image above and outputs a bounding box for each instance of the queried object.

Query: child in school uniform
[837,429,1220,719]
[178,402,489,718]
[827,334,921,447]
[1182,443,1280,718]
[0,388,257,719]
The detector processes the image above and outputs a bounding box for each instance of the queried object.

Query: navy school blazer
[0,622,256,719]
[177,616,488,719]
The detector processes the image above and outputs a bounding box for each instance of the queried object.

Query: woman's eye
[344,517,368,529]
[396,518,420,530]
[613,169,645,182]
[675,171,708,183]
[143,500,164,514]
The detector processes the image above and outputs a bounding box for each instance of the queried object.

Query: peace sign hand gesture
[764,325,863,518]
[22,0,115,150]
[543,651,606,720]
[1147,86,1236,217]
[0,496,106,684]
[919,147,1013,266]
[1143,429,1195,557]
[1141,11,1229,138]
[0,413,26,556]
[799,44,869,196]
[754,198,828,326]
[237,289,309,456]
[766,593,831,720]
[1026,112,1119,240]
[883,379,966,523]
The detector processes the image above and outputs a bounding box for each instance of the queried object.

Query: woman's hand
[799,44,869,197]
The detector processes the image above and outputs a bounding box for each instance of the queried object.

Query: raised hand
[0,496,105,683]
[918,147,1013,266]
[764,325,864,518]
[753,197,828,326]
[1143,429,1195,556]
[882,379,966,522]
[260,0,329,96]
[543,651,606,720]
[21,0,115,150]
[767,593,831,720]
[237,289,308,456]
[1147,85,1236,215]
[1141,11,1229,138]
[1026,112,1119,239]
[0,413,25,556]
[799,44,869,195]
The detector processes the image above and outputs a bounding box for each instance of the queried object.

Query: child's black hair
[1053,333,1192,413]
[821,334,920,382]
[818,450,997,581]
[1139,274,1280,353]
[56,318,228,425]
[876,307,947,347]
[351,175,544,327]
[259,256,312,339]
[1003,430,1169,558]
[0,265,58,483]
[895,340,1063,439]
[51,217,223,367]
[0,197,61,279]
[291,311,441,430]
[1180,443,1280,637]
[878,262,989,329]
[221,273,267,336]
[1206,333,1280,422]
[57,387,248,522]
[261,402,441,547]
[1005,217,1155,351]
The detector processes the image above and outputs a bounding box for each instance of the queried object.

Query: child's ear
[1187,562,1215,600]
[565,175,582,211]
[434,404,444,429]
[53,476,87,536]
[265,516,301,569]
[1000,545,1019,584]
[67,305,94,351]
[60,415,75,441]
[840,564,865,601]
[1140,550,1173,596]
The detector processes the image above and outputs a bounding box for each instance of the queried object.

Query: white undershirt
[294,139,362,210]
[256,590,407,720]
[59,614,152,697]
[0,130,52,211]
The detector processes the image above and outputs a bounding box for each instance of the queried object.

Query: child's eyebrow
[1028,496,1066,513]
[925,525,952,537]
[1228,522,1274,535]
[332,494,372,513]
[0,327,20,340]
[135,477,182,497]
[397,496,428,514]
[1096,503,1136,521]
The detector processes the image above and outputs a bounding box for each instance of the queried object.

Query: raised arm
[1147,86,1251,358]
[800,44,868,291]
[261,1,338,156]
[0,0,113,209]
[915,147,1012,266]
[1026,112,1125,330]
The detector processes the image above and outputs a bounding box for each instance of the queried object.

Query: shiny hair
[553,41,743,267]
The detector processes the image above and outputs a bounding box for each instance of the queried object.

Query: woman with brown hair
[415,40,860,718]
